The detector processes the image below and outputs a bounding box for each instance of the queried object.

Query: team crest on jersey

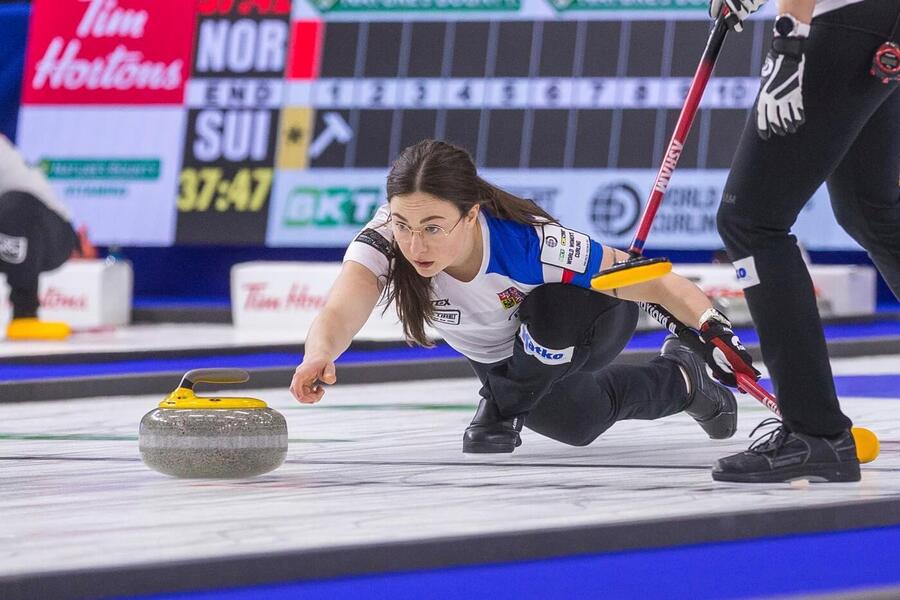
[497,287,525,310]
[0,233,27,265]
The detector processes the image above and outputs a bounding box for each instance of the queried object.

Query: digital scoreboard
[17,0,861,250]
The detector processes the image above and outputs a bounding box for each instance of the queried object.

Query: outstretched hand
[290,356,337,404]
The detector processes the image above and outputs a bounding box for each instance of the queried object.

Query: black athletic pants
[717,0,900,436]
[0,191,78,319]
[468,284,689,447]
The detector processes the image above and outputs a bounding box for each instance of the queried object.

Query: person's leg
[1,191,78,340]
[711,2,899,482]
[481,284,639,418]
[828,86,900,298]
[716,7,897,437]
[464,284,639,452]
[522,356,688,447]
[0,192,45,319]
[524,333,738,446]
[465,284,736,451]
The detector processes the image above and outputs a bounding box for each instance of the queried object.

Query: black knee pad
[518,284,622,351]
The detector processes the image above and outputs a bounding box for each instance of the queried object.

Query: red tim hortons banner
[22,0,196,105]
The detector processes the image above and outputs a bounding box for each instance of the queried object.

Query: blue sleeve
[565,238,606,288]
[485,214,607,288]
[484,215,545,285]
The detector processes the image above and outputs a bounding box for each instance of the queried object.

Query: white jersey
[344,204,607,364]
[814,0,866,18]
[0,136,70,222]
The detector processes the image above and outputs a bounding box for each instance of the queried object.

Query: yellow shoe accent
[5,318,72,341]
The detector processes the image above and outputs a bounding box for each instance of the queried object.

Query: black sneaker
[463,397,524,453]
[713,418,861,483]
[659,335,738,440]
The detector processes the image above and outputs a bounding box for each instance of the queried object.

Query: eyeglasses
[389,214,465,244]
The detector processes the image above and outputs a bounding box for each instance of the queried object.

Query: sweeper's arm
[596,246,759,387]
[290,261,381,404]
[595,247,709,326]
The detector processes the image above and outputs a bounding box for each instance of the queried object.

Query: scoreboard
[299,19,765,171]
[16,0,862,250]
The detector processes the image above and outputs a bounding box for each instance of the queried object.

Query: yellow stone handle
[161,369,268,409]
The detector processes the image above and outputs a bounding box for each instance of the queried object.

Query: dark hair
[383,139,556,347]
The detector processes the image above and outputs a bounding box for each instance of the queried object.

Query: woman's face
[388,192,479,278]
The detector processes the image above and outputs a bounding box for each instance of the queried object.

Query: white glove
[709,0,767,32]
[756,35,806,139]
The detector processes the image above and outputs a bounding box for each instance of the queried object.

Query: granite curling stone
[139,368,287,478]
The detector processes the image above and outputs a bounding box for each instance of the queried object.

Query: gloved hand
[757,33,807,139]
[709,0,767,32]
[699,309,760,388]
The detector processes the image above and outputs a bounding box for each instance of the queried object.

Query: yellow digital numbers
[177,167,273,212]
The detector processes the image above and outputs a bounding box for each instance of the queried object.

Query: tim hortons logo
[31,0,183,93]
[40,286,88,310]
[242,282,327,312]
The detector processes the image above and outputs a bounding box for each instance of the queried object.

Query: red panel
[197,0,291,16]
[287,20,323,81]
[22,0,196,105]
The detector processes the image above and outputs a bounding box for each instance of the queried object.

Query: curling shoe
[713,419,860,483]
[660,335,737,440]
[6,318,71,341]
[463,397,524,454]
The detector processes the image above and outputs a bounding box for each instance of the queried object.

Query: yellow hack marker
[591,256,673,291]
[851,427,880,464]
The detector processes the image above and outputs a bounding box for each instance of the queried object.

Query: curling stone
[139,369,287,478]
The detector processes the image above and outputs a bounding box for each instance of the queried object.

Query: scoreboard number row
[286,77,759,110]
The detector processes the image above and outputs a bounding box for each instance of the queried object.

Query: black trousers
[0,191,78,319]
[468,284,688,447]
[717,0,900,436]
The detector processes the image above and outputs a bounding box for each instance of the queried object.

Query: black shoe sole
[712,462,861,483]
[463,441,517,454]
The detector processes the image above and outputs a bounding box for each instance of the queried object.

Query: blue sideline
[137,524,900,600]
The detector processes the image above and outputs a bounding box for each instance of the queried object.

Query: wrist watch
[774,13,811,38]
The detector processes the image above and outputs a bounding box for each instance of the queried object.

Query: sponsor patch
[433,309,460,326]
[540,224,590,274]
[0,233,28,264]
[497,287,525,310]
[519,324,574,366]
[733,256,760,289]
[354,228,394,259]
